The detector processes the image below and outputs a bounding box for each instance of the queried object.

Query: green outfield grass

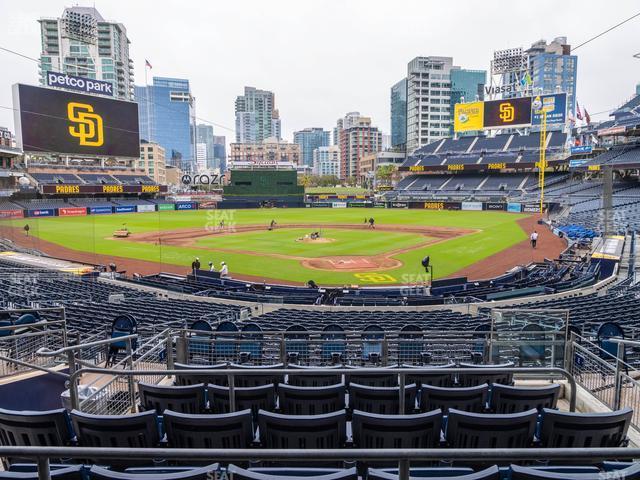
[0,208,529,285]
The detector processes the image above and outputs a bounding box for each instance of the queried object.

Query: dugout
[221,169,305,208]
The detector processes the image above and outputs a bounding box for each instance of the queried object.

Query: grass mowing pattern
[1,209,529,285]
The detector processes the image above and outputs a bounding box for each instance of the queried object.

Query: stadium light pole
[538,109,547,214]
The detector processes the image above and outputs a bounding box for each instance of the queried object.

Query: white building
[313,146,340,177]
[196,142,208,172]
[38,6,134,100]
[406,56,454,153]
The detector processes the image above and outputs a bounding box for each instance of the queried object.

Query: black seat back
[368,466,500,480]
[457,362,514,387]
[174,362,228,386]
[349,383,416,415]
[539,407,632,448]
[352,409,442,449]
[345,369,398,387]
[138,382,205,414]
[227,465,358,480]
[490,384,560,414]
[286,365,343,387]
[71,409,160,448]
[420,384,488,413]
[207,384,276,417]
[258,410,346,449]
[405,363,455,388]
[164,409,254,449]
[90,463,221,479]
[228,363,285,387]
[279,383,346,415]
[445,408,538,449]
[0,408,72,448]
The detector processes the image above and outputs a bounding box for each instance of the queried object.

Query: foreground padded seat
[286,365,343,387]
[349,383,416,415]
[351,409,442,449]
[0,408,73,448]
[457,362,514,387]
[138,382,206,414]
[164,409,254,448]
[445,408,538,449]
[173,362,228,386]
[227,465,358,480]
[228,363,285,387]
[538,407,632,448]
[257,410,347,449]
[420,384,488,413]
[71,409,160,448]
[90,463,220,479]
[489,384,560,414]
[278,383,346,415]
[368,465,500,480]
[405,363,455,388]
[345,368,398,387]
[207,384,276,417]
[510,463,640,479]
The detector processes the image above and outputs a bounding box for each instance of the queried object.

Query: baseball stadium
[2,4,640,480]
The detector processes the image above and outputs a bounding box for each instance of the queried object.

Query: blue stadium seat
[138,382,206,414]
[420,384,488,413]
[227,465,358,480]
[0,465,83,479]
[89,464,220,479]
[368,466,500,480]
[278,383,346,415]
[163,409,254,449]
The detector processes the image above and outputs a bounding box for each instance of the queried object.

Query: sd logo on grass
[67,102,104,147]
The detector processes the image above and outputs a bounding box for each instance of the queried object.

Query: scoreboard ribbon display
[42,184,167,194]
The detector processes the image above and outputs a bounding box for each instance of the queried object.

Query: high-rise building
[235,87,281,142]
[405,57,485,153]
[38,7,134,100]
[313,146,340,177]
[228,137,300,166]
[196,124,216,169]
[335,112,382,181]
[449,69,486,134]
[390,79,407,149]
[526,37,577,115]
[293,128,331,167]
[196,143,207,172]
[138,141,166,184]
[213,136,226,172]
[135,77,196,170]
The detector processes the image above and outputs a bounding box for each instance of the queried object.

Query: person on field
[191,257,201,273]
[220,261,229,278]
[530,230,538,249]
[208,261,215,272]
[368,217,375,229]
[269,219,277,231]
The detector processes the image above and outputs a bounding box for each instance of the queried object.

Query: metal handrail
[0,355,70,378]
[70,366,577,413]
[4,446,640,480]
[36,334,139,357]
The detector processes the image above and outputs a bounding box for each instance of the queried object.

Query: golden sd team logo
[67,102,104,146]
[499,102,515,123]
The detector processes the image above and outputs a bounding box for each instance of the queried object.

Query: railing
[569,335,640,428]
[5,446,640,480]
[0,308,68,378]
[174,327,569,368]
[67,365,577,415]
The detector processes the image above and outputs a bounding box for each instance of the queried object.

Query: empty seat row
[141,381,561,416]
[0,406,632,466]
[4,463,640,480]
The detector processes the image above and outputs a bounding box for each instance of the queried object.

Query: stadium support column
[603,165,614,238]
[538,110,547,214]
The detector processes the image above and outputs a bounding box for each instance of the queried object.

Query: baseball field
[0,208,566,285]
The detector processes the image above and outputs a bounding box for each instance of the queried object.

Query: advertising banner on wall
[444,202,462,210]
[332,202,347,208]
[523,204,541,213]
[507,202,522,213]
[531,93,567,126]
[175,202,197,210]
[13,84,140,157]
[453,101,484,132]
[197,201,217,210]
[89,206,113,215]
[41,184,167,195]
[390,202,408,209]
[484,202,506,211]
[27,209,55,218]
[157,203,175,211]
[136,204,156,213]
[570,145,593,155]
[0,209,24,219]
[46,72,114,97]
[114,206,136,213]
[462,201,483,211]
[58,207,87,217]
[310,202,332,208]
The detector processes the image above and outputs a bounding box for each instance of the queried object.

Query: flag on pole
[576,102,583,121]
[584,108,591,124]
[145,59,153,69]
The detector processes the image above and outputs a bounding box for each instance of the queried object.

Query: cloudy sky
[1,0,639,144]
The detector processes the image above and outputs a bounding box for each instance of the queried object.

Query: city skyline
[1,0,639,152]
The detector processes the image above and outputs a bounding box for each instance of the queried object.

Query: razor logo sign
[68,102,104,147]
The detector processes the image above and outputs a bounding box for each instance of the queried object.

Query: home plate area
[302,255,402,272]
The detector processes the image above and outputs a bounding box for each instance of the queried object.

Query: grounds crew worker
[220,261,229,278]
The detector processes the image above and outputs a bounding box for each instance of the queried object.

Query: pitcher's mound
[302,256,402,271]
[296,237,335,244]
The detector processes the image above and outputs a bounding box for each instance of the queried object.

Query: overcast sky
[1,0,639,145]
